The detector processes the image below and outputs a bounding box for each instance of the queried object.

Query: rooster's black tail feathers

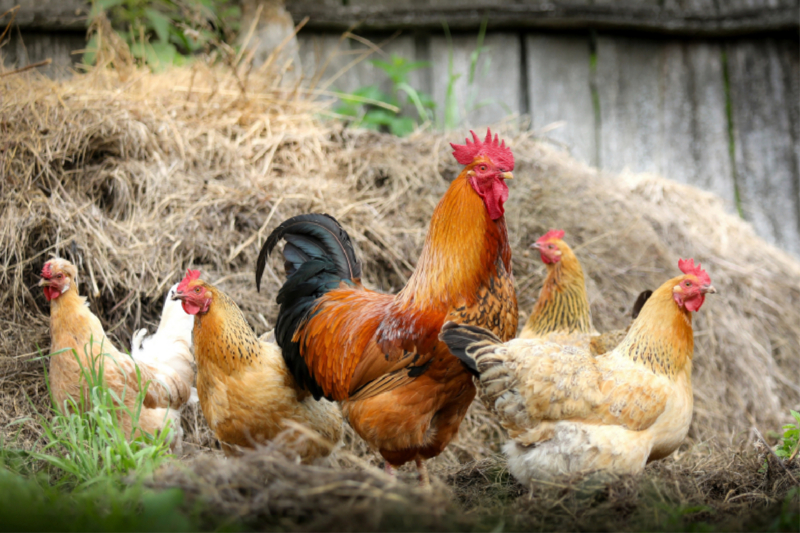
[439,322,503,377]
[256,213,361,400]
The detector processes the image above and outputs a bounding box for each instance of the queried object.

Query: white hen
[132,282,197,405]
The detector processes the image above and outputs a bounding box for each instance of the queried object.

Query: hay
[1,42,799,529]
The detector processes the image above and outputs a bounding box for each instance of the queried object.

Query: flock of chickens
[38,129,716,487]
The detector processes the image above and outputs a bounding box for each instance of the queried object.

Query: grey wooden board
[285,0,799,34]
[595,36,737,211]
[658,41,735,210]
[0,0,89,30]
[297,33,420,98]
[429,32,522,129]
[525,34,596,166]
[727,38,800,255]
[595,37,663,176]
[2,31,86,79]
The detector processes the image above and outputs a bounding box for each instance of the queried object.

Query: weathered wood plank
[0,0,89,31]
[2,31,86,79]
[595,37,663,175]
[429,32,521,129]
[525,34,596,166]
[285,0,799,35]
[727,38,800,254]
[658,42,735,210]
[595,37,737,211]
[297,33,420,102]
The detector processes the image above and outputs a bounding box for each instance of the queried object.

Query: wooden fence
[2,0,799,255]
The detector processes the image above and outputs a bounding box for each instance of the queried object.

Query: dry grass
[1,33,799,530]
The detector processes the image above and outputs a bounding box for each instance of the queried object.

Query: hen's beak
[500,171,514,180]
[172,290,185,302]
[702,284,717,295]
[38,278,51,287]
[530,242,541,250]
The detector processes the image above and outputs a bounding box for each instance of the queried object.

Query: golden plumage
[189,281,343,461]
[441,269,714,483]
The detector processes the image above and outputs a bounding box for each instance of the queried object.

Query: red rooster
[257,130,519,482]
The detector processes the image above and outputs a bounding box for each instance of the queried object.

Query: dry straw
[1,24,798,529]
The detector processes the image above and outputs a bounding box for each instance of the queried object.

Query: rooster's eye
[685,281,691,287]
[480,165,487,171]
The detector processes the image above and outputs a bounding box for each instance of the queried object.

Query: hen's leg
[415,457,430,486]
[384,461,395,477]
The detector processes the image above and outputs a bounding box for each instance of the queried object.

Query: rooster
[40,258,191,447]
[173,270,343,460]
[257,129,518,482]
[520,229,651,354]
[440,259,715,482]
[131,282,197,403]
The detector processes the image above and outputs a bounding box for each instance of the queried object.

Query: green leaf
[147,42,178,70]
[389,116,416,137]
[144,8,171,43]
[361,109,397,127]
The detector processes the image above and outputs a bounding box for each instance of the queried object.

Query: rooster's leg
[415,457,430,487]
[384,461,395,477]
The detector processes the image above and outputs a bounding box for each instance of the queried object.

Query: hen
[441,259,715,482]
[257,129,518,482]
[520,229,650,354]
[174,270,343,460]
[131,282,196,402]
[40,258,191,447]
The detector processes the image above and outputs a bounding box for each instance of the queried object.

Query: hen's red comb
[177,269,201,293]
[41,262,53,279]
[678,258,711,286]
[537,229,565,243]
[450,128,514,171]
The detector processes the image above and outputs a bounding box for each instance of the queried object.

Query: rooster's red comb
[678,258,711,286]
[177,269,201,293]
[537,229,565,244]
[450,128,514,171]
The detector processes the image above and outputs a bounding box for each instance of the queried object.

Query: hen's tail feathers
[439,322,503,377]
[631,289,653,320]
[256,213,361,400]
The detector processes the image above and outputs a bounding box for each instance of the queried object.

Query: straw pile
[1,38,798,529]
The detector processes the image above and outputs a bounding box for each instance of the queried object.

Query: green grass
[0,341,197,531]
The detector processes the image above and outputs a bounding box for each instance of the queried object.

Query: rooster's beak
[702,285,717,295]
[500,171,513,180]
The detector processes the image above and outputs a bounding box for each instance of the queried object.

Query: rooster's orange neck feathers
[399,171,511,311]
[617,276,694,377]
[523,242,594,336]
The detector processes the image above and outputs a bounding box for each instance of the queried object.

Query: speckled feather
[441,274,698,480]
[189,280,343,460]
[266,158,518,467]
[44,259,190,445]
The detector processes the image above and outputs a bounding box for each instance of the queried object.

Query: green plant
[441,18,498,130]
[85,0,241,70]
[0,340,190,530]
[333,54,435,137]
[775,410,800,462]
[23,340,174,489]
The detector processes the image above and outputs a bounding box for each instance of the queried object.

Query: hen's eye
[685,281,691,287]
[195,287,201,293]
[56,274,63,279]
[548,245,554,249]
[480,165,487,171]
